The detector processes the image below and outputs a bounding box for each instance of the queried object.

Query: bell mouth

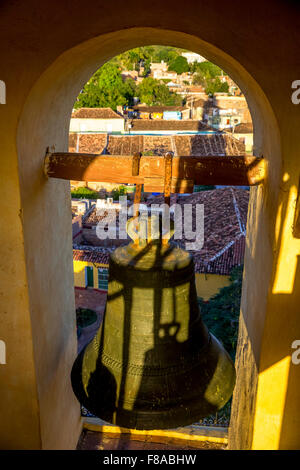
[71,334,235,430]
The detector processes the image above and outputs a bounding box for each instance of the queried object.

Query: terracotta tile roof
[194,235,245,275]
[68,133,107,153]
[188,98,206,108]
[174,134,245,156]
[146,188,248,275]
[73,246,111,264]
[185,86,205,93]
[83,208,120,226]
[130,120,212,131]
[71,107,123,119]
[105,135,144,155]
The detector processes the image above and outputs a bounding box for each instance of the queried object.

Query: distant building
[207,107,242,130]
[231,122,254,152]
[181,52,206,64]
[70,107,125,133]
[121,70,138,81]
[204,96,252,131]
[220,75,242,96]
[150,61,168,74]
[213,96,251,122]
[132,105,188,120]
[185,97,208,120]
[152,70,178,81]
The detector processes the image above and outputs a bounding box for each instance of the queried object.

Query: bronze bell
[71,215,236,429]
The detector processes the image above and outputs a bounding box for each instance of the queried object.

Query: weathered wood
[164,153,173,205]
[44,152,266,192]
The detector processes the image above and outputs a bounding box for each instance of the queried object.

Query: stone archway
[1,2,299,450]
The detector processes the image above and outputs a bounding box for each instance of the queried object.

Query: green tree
[142,58,151,77]
[168,55,189,74]
[74,63,136,110]
[192,71,229,96]
[192,72,207,87]
[136,77,181,106]
[193,185,216,192]
[205,77,229,96]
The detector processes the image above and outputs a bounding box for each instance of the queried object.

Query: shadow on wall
[230,171,300,449]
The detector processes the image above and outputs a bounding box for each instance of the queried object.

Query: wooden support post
[132,152,143,226]
[162,152,173,245]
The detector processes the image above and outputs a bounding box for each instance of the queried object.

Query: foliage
[198,265,243,360]
[168,55,189,74]
[191,61,228,96]
[74,63,136,110]
[136,77,182,106]
[110,46,184,73]
[205,78,229,96]
[111,185,127,201]
[71,187,100,199]
[191,61,223,77]
[193,72,229,96]
[73,48,229,109]
[142,58,151,77]
[76,308,98,329]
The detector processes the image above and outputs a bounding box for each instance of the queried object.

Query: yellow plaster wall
[73,265,231,298]
[73,260,109,289]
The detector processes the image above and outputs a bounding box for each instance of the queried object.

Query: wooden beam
[44,152,266,193]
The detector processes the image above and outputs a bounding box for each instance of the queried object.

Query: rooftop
[130,120,211,132]
[68,132,245,156]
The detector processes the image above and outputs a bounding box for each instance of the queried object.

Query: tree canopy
[74,48,231,109]
[198,265,243,360]
[191,60,223,77]
[192,61,228,96]
[136,77,182,106]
